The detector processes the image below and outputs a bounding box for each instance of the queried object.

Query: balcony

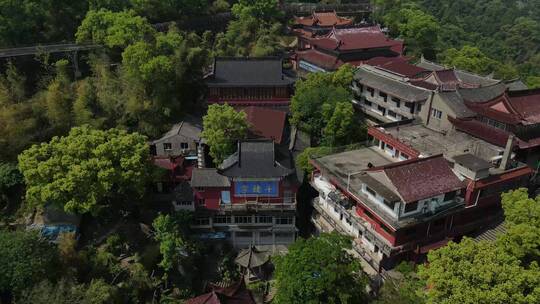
[217,199,297,213]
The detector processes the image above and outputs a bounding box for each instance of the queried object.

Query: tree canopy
[273,233,369,304]
[18,126,151,214]
[0,230,60,297]
[201,104,249,166]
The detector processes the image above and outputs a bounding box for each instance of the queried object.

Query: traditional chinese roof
[365,56,428,78]
[448,117,523,148]
[416,57,499,87]
[206,57,295,87]
[354,66,431,102]
[235,246,270,269]
[219,140,294,178]
[462,88,540,126]
[243,106,287,144]
[308,26,404,53]
[185,280,256,304]
[294,11,353,27]
[369,155,465,203]
[437,91,475,118]
[153,156,184,170]
[453,154,492,172]
[191,168,231,188]
[296,49,361,71]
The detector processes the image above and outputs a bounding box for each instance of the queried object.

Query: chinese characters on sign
[235,181,279,197]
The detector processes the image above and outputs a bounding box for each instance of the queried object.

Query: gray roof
[235,246,270,268]
[505,79,529,91]
[457,82,507,103]
[152,116,202,144]
[416,58,499,86]
[357,173,400,202]
[220,140,294,178]
[453,153,492,172]
[174,182,194,202]
[206,57,295,87]
[355,67,431,102]
[190,168,231,188]
[437,91,475,118]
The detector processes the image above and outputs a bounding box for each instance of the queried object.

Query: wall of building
[418,93,457,133]
[153,135,198,157]
[208,87,291,100]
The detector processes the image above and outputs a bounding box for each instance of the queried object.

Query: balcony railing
[218,199,297,212]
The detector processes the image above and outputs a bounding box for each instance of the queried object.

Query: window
[482,117,507,130]
[359,84,364,92]
[197,198,205,206]
[364,209,375,219]
[221,191,231,204]
[364,100,372,107]
[377,105,386,114]
[275,217,294,225]
[163,143,172,151]
[235,216,253,224]
[214,216,231,224]
[255,216,273,224]
[260,231,273,238]
[195,217,210,226]
[365,186,376,197]
[443,191,457,202]
[180,142,189,149]
[383,199,395,210]
[386,144,394,152]
[275,232,293,239]
[175,201,192,206]
[392,97,400,103]
[400,152,409,160]
[379,91,388,102]
[431,108,442,119]
[367,87,374,97]
[381,224,393,235]
[388,110,397,118]
[404,201,418,213]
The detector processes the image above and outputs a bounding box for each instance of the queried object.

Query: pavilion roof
[308,26,403,53]
[294,11,353,27]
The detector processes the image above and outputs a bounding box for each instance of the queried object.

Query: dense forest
[374,0,540,87]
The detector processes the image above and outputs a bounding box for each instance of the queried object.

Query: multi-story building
[309,124,532,271]
[294,26,405,73]
[291,10,353,40]
[190,140,298,248]
[205,57,295,109]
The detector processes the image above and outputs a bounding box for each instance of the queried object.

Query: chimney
[197,143,206,168]
[499,135,515,170]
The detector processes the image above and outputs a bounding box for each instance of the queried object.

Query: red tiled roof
[508,89,540,124]
[294,11,353,27]
[242,106,287,144]
[153,156,184,170]
[365,56,427,78]
[377,155,465,203]
[448,117,519,147]
[185,280,255,304]
[474,166,533,188]
[308,26,403,53]
[408,79,439,90]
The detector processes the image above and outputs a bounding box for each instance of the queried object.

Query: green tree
[75,9,156,49]
[0,230,60,297]
[201,104,249,166]
[322,102,362,147]
[418,238,540,304]
[18,279,118,304]
[441,46,499,76]
[152,212,192,272]
[0,162,23,218]
[0,62,26,105]
[374,262,425,304]
[45,60,75,134]
[392,8,440,57]
[231,0,282,20]
[273,233,369,304]
[18,126,151,214]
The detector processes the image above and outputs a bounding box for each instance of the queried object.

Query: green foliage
[152,212,193,272]
[0,162,23,192]
[45,60,75,134]
[201,104,249,166]
[441,46,499,76]
[374,262,424,304]
[295,146,334,174]
[18,278,118,304]
[76,9,156,49]
[418,238,540,304]
[0,62,27,105]
[273,233,369,304]
[231,0,282,20]
[0,230,60,296]
[290,65,365,145]
[17,126,151,214]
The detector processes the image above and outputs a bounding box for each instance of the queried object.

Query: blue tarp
[41,224,77,240]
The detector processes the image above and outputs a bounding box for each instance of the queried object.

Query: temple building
[450,87,540,167]
[185,280,255,304]
[205,57,295,109]
[294,25,405,73]
[190,140,298,248]
[291,11,353,39]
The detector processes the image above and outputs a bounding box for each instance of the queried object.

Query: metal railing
[218,199,297,212]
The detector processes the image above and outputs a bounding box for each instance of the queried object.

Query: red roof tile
[308,26,403,53]
[242,106,287,144]
[448,117,520,147]
[294,11,353,27]
[378,155,465,203]
[508,89,540,124]
[185,281,256,304]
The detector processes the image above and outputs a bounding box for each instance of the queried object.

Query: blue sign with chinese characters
[235,181,279,197]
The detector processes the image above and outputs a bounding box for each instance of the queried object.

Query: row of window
[235,231,294,239]
[197,215,295,225]
[163,142,189,151]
